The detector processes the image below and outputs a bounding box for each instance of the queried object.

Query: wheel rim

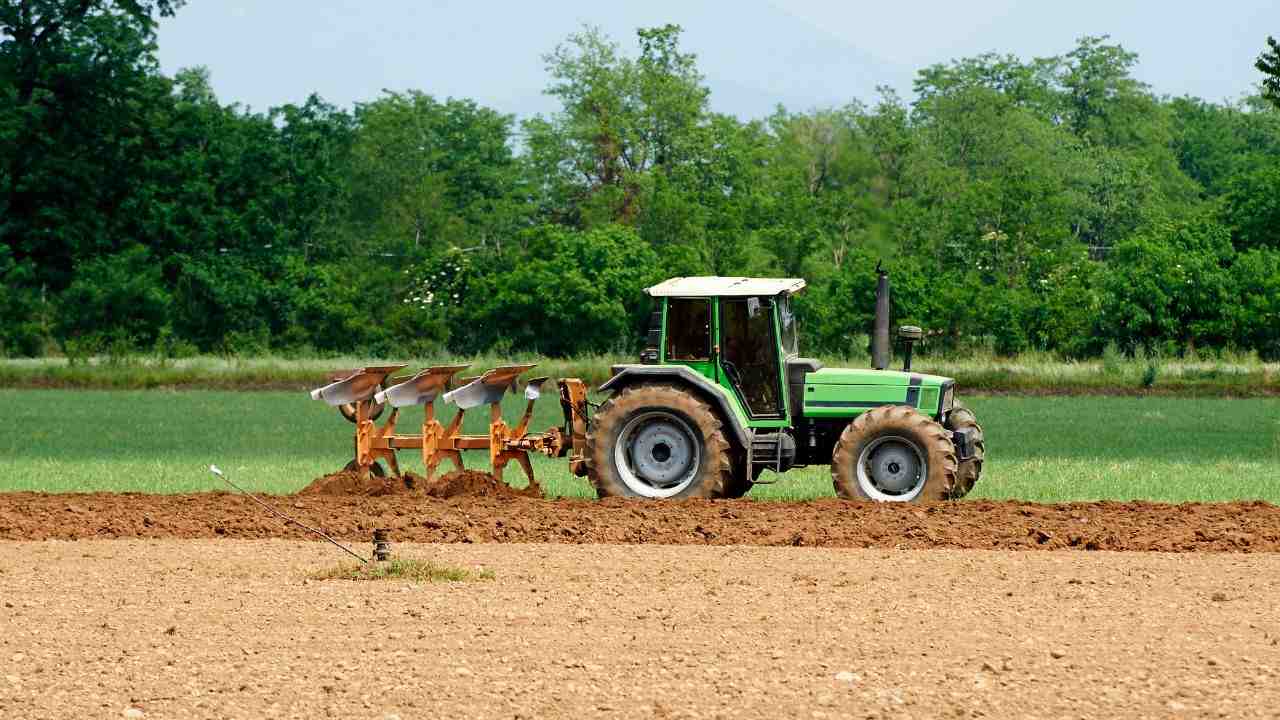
[614,411,701,498]
[855,435,927,501]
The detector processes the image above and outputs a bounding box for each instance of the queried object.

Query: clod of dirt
[402,470,541,500]
[295,471,413,497]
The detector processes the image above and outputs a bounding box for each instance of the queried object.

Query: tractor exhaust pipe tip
[899,326,923,372]
[872,264,891,371]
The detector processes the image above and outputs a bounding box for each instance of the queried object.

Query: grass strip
[1,352,1277,396]
[309,558,494,583]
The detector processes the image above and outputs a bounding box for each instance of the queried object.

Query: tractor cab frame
[642,277,807,431]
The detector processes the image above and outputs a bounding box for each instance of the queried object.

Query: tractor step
[750,432,797,473]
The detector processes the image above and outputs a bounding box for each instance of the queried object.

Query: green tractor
[580,269,984,501]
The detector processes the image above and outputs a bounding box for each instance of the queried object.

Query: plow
[311,363,589,488]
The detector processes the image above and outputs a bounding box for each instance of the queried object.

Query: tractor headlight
[941,384,955,414]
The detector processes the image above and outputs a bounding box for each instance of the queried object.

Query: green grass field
[1,389,1276,503]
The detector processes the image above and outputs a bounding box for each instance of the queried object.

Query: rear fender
[599,365,751,451]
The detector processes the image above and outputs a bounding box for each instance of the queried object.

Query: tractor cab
[645,277,810,425]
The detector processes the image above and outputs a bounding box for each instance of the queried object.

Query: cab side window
[666,299,711,361]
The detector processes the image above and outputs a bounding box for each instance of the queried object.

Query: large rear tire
[586,383,734,499]
[945,405,984,498]
[831,405,957,502]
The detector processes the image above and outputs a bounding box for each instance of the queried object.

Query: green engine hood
[805,367,953,387]
[800,366,955,419]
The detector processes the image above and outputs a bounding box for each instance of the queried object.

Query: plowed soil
[1,491,1278,551]
[297,469,538,499]
[2,540,1279,719]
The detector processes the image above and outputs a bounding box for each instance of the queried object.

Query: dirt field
[2,491,1279,552]
[0,539,1277,719]
[2,487,1279,717]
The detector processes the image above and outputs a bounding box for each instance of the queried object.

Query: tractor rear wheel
[831,405,957,502]
[586,383,734,499]
[945,405,984,498]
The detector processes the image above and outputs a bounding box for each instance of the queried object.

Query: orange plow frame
[312,364,587,488]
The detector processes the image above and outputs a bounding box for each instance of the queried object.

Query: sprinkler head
[372,529,392,562]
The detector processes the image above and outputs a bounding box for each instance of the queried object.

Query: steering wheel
[721,359,743,387]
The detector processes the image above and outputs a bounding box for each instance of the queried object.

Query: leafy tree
[1221,164,1280,251]
[54,244,172,347]
[1168,96,1280,196]
[1258,36,1280,109]
[348,91,519,254]
[1226,249,1280,359]
[0,244,44,355]
[524,24,711,227]
[1,0,180,287]
[457,224,663,356]
[1099,219,1235,353]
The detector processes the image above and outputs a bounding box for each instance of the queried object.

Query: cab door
[661,297,717,382]
[717,297,785,419]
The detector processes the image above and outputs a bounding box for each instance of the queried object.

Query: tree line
[3,2,1279,360]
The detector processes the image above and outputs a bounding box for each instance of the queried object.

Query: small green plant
[308,558,495,583]
[1101,341,1124,375]
[1142,363,1159,388]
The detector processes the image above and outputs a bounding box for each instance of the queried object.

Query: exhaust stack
[872,265,891,371]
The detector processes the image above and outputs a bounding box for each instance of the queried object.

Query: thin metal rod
[209,466,368,564]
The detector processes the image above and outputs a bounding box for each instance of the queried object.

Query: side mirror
[898,326,923,372]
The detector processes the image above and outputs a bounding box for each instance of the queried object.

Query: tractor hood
[800,366,956,419]
[805,367,953,387]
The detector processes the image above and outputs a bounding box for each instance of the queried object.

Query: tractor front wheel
[831,405,958,502]
[586,384,734,499]
[945,405,984,498]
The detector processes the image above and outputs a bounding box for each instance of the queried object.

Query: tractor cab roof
[646,276,806,298]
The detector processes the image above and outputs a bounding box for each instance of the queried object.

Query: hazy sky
[156,1,1279,119]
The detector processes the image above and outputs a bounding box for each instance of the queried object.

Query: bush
[277,258,397,354]
[0,247,46,357]
[1222,164,1280,251]
[1099,219,1234,353]
[170,256,274,352]
[55,246,172,349]
[1226,249,1280,360]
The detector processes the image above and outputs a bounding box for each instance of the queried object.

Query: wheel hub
[614,411,701,497]
[856,435,927,501]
